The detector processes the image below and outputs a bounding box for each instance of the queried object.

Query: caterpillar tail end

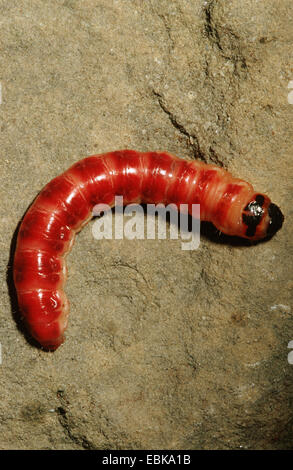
[40,335,65,351]
[266,203,284,237]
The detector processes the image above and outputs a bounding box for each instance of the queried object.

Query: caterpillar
[13,150,284,350]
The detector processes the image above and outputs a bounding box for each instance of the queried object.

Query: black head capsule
[267,203,284,236]
[242,193,284,240]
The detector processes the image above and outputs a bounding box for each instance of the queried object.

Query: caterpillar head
[242,194,284,240]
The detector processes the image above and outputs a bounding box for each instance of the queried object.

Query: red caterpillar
[13,150,284,350]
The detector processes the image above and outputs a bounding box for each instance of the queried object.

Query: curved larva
[13,150,284,350]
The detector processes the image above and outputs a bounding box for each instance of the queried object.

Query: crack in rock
[208,146,225,168]
[203,0,248,78]
[204,0,223,53]
[56,392,97,450]
[153,90,207,162]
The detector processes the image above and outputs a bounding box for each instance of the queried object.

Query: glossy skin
[13,150,284,350]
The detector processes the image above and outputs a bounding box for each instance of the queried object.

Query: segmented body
[13,150,283,350]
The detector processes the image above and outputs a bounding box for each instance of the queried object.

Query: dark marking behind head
[255,194,265,206]
[267,203,284,236]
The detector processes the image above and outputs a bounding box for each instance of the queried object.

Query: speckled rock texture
[1,0,292,450]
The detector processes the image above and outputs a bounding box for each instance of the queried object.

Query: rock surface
[0,0,292,449]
